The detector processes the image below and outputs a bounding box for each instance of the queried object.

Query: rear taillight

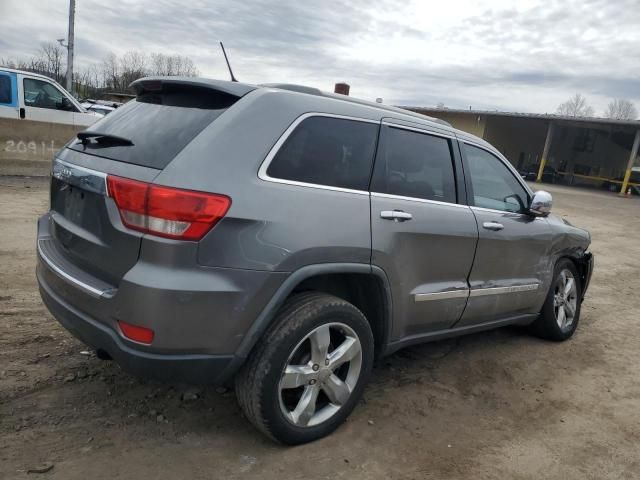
[106,175,231,241]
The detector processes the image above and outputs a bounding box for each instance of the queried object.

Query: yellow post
[537,122,555,182]
[620,129,640,196]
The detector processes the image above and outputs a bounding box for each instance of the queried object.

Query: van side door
[370,121,478,343]
[21,76,78,125]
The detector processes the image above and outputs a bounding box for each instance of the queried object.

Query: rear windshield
[69,86,238,169]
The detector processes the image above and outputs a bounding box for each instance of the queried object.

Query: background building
[405,107,640,195]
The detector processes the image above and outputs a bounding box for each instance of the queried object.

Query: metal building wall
[409,107,640,194]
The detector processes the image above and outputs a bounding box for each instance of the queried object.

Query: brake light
[106,175,230,240]
[118,320,154,344]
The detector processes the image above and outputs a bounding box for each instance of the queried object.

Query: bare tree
[557,93,594,117]
[149,53,198,76]
[3,49,199,97]
[119,51,147,88]
[75,63,102,98]
[0,57,17,68]
[436,102,446,109]
[604,99,638,120]
[1,43,66,84]
[40,42,66,84]
[101,52,121,91]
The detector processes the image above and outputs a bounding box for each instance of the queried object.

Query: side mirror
[529,190,552,217]
[60,97,75,112]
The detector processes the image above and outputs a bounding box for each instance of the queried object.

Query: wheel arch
[558,252,593,301]
[231,263,392,370]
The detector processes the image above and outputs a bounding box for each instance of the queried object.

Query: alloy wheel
[278,322,362,427]
[554,268,578,330]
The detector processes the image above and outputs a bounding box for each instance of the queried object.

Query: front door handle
[482,221,504,231]
[381,210,413,222]
[19,107,25,119]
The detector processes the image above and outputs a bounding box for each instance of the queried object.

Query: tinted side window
[464,144,529,213]
[371,126,456,203]
[266,116,379,191]
[0,74,12,104]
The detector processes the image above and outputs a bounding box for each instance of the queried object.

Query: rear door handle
[482,221,504,231]
[381,210,413,221]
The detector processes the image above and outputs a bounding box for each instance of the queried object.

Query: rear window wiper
[77,131,134,147]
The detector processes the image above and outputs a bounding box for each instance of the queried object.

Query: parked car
[80,101,117,117]
[36,77,594,444]
[602,168,640,195]
[0,67,99,126]
[519,164,561,183]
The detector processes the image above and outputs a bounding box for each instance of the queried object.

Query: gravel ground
[1,176,639,480]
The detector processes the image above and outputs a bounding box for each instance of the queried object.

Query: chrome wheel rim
[278,322,362,427]
[554,268,578,330]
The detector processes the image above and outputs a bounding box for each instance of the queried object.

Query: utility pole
[65,0,76,93]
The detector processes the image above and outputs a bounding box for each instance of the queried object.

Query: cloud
[2,0,639,115]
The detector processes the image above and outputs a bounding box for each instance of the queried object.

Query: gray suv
[37,77,593,444]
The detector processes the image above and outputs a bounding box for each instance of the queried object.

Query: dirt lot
[1,176,639,480]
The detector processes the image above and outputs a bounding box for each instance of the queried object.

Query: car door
[456,141,553,327]
[0,70,19,119]
[22,76,77,125]
[370,123,478,341]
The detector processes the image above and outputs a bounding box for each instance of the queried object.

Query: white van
[0,67,99,127]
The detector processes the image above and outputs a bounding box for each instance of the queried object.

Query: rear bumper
[38,273,235,384]
[36,212,287,384]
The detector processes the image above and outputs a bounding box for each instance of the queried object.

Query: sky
[1,0,639,115]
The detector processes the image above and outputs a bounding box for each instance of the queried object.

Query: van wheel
[531,258,582,341]
[235,292,374,445]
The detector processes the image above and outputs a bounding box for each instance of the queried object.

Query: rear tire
[235,292,374,445]
[531,258,582,341]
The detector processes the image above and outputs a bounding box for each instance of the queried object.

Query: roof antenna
[220,42,238,82]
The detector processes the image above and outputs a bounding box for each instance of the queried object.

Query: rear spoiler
[130,77,256,98]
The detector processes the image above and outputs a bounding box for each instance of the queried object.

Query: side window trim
[258,112,379,195]
[369,123,463,205]
[459,140,532,214]
[380,120,456,139]
[370,191,471,209]
[451,135,468,206]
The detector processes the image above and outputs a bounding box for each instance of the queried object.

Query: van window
[23,78,78,112]
[0,75,12,104]
[266,116,379,191]
[371,126,457,203]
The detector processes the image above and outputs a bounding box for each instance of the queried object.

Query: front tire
[531,258,582,341]
[235,292,374,444]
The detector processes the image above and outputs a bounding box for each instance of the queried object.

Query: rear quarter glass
[266,116,379,191]
[69,86,238,169]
